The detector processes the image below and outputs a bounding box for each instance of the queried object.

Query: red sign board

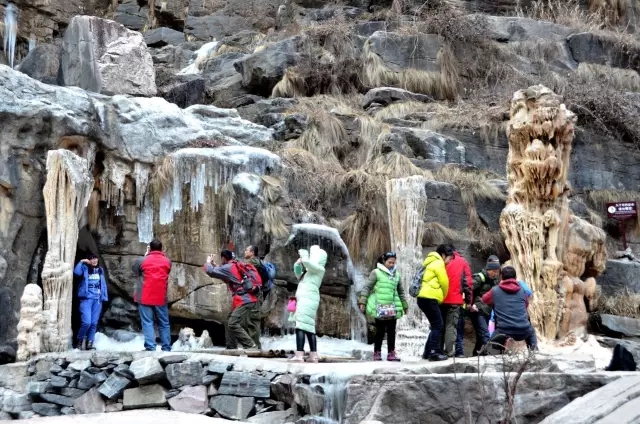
[606,201,638,220]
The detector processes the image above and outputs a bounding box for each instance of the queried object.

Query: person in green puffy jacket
[290,245,327,363]
[417,245,453,361]
[358,252,408,362]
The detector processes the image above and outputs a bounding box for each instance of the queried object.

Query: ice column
[41,150,93,352]
[386,175,430,359]
[3,3,17,68]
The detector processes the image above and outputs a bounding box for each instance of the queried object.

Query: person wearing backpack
[417,245,452,361]
[204,249,262,351]
[244,245,277,301]
[358,252,408,362]
[470,255,501,355]
[290,245,327,363]
[73,252,108,350]
[440,245,473,358]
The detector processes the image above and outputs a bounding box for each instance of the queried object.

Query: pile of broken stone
[0,352,301,422]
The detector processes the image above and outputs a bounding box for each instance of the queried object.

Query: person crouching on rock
[358,251,408,362]
[204,250,261,351]
[417,244,452,361]
[73,252,108,350]
[290,245,327,363]
[481,266,538,352]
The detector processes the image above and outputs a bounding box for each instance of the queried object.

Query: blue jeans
[138,304,171,351]
[78,298,102,343]
[492,324,538,351]
[455,310,465,356]
[417,298,444,358]
[470,311,490,355]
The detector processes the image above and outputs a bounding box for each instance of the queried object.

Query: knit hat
[486,255,501,270]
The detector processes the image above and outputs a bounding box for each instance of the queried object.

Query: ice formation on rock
[500,85,607,341]
[3,3,17,69]
[16,284,43,361]
[386,176,431,359]
[41,150,94,352]
[158,147,281,225]
[171,328,214,351]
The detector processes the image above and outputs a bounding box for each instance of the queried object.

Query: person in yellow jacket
[417,244,453,361]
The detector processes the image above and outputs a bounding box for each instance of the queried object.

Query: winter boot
[387,351,401,362]
[289,351,305,362]
[373,351,382,361]
[86,341,95,351]
[307,352,319,363]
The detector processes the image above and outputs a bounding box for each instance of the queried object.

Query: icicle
[28,33,35,51]
[100,158,131,215]
[137,195,154,243]
[3,3,18,69]
[386,176,430,360]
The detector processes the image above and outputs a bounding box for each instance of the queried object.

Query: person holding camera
[204,250,261,351]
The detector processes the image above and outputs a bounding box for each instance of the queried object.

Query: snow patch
[232,172,262,195]
[177,41,220,75]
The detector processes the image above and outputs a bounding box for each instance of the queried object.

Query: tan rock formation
[41,150,94,352]
[500,85,607,341]
[16,284,44,362]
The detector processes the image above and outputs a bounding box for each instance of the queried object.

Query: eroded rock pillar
[41,150,93,352]
[500,86,606,341]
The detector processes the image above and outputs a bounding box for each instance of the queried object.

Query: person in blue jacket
[73,252,108,350]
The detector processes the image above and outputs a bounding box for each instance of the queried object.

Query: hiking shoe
[428,353,449,362]
[387,351,401,362]
[86,341,95,351]
[373,351,382,361]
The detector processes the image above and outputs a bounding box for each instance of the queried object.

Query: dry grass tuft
[593,288,640,318]
[575,63,640,92]
[290,108,348,164]
[361,39,459,100]
[271,67,307,98]
[436,165,506,251]
[422,221,462,245]
[520,0,605,31]
[152,155,175,193]
[369,152,434,180]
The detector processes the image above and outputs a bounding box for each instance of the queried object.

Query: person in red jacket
[440,245,472,357]
[132,239,172,351]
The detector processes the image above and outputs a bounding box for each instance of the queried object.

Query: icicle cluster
[386,176,430,359]
[158,147,281,225]
[41,150,94,352]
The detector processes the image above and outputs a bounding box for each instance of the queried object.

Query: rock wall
[0,351,631,422]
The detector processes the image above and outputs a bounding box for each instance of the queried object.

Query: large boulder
[144,27,185,48]
[540,375,640,424]
[17,44,61,85]
[366,31,445,73]
[114,0,149,31]
[234,37,300,97]
[596,259,640,296]
[568,32,640,70]
[344,372,625,424]
[60,15,157,96]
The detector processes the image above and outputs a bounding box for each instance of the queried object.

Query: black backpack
[605,344,637,371]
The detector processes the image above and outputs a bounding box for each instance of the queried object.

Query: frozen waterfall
[386,176,431,360]
[3,3,18,69]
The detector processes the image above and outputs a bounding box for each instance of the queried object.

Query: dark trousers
[418,298,444,357]
[470,311,490,355]
[78,298,102,343]
[491,325,538,352]
[374,318,397,353]
[139,304,171,352]
[226,302,259,349]
[439,305,460,356]
[295,329,317,352]
[455,309,466,356]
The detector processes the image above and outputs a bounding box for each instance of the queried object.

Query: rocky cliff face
[1,0,640,349]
